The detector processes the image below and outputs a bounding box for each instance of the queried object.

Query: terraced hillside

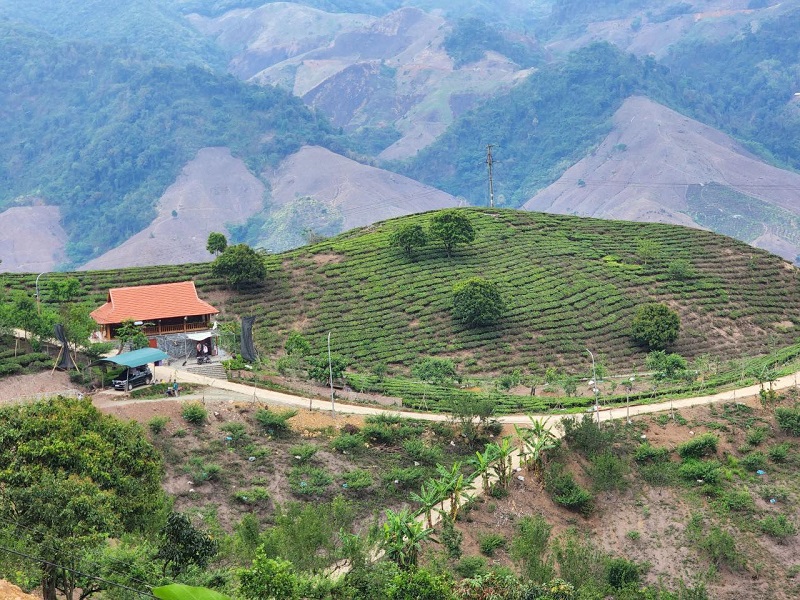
[9,209,799,381]
[238,209,800,376]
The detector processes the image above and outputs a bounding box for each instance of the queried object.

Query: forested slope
[0,23,345,266]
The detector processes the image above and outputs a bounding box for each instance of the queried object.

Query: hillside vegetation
[0,22,345,265]
[401,5,800,206]
[6,209,800,386]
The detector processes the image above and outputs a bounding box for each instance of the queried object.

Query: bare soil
[435,395,800,600]
[0,580,38,600]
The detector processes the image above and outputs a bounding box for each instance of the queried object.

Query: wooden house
[90,281,219,340]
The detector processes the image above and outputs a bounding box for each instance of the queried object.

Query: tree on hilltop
[212,243,266,289]
[429,210,475,256]
[452,277,505,327]
[206,232,228,256]
[630,303,680,350]
[389,223,427,258]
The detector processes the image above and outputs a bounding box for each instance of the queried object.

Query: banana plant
[381,508,433,570]
[410,479,445,528]
[435,462,472,521]
[515,416,557,480]
[467,444,500,493]
[489,437,516,490]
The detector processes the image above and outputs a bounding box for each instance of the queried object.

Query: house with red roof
[90,281,219,341]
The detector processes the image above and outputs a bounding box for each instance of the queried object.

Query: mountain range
[1,0,799,271]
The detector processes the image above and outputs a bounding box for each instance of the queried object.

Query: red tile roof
[90,281,219,325]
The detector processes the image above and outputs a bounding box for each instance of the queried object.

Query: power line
[0,516,158,591]
[0,545,157,599]
[486,144,495,208]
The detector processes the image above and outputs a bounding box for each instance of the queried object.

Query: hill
[76,145,460,270]
[0,21,345,267]
[192,5,536,159]
[522,96,800,263]
[9,209,800,382]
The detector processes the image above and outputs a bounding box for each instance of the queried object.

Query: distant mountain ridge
[2,0,800,272]
[523,96,800,262]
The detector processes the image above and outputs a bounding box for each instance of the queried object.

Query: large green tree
[451,277,505,327]
[206,232,228,256]
[429,210,475,256]
[0,397,166,600]
[389,223,427,258]
[630,303,680,350]
[211,244,267,289]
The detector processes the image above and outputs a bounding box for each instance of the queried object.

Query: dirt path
[152,365,790,425]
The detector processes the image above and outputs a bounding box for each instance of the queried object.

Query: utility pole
[486,144,495,208]
[328,331,336,417]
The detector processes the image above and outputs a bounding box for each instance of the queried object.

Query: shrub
[185,457,221,482]
[698,526,740,569]
[759,485,789,503]
[289,443,319,463]
[362,422,397,445]
[590,451,627,491]
[606,557,641,589]
[148,416,170,434]
[451,277,505,327]
[634,442,670,463]
[412,357,459,385]
[454,556,487,579]
[768,442,791,463]
[545,464,593,514]
[745,426,769,446]
[720,490,755,512]
[331,433,365,453]
[676,433,718,459]
[758,515,797,540]
[477,532,506,556]
[254,408,297,434]
[740,451,767,472]
[181,402,207,425]
[678,459,721,484]
[220,422,248,445]
[630,303,680,350]
[284,331,311,356]
[511,515,553,584]
[402,438,444,465]
[667,259,695,280]
[560,415,614,456]
[288,466,333,496]
[233,487,270,506]
[383,467,426,490]
[440,514,463,560]
[342,469,373,491]
[776,407,800,435]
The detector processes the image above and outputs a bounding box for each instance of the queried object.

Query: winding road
[153,364,793,424]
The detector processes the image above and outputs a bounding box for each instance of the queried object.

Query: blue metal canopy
[97,347,169,368]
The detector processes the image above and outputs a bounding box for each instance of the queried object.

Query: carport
[94,347,169,390]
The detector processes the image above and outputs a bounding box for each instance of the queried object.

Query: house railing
[143,322,210,336]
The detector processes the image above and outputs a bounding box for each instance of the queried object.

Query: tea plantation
[4,208,800,381]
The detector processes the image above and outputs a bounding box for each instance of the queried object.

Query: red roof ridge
[91,281,218,325]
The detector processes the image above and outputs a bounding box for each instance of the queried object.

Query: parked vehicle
[112,366,153,391]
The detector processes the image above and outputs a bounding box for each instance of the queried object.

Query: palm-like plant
[490,437,516,490]
[410,479,445,528]
[381,508,433,570]
[467,444,500,493]
[515,417,557,480]
[435,462,472,521]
